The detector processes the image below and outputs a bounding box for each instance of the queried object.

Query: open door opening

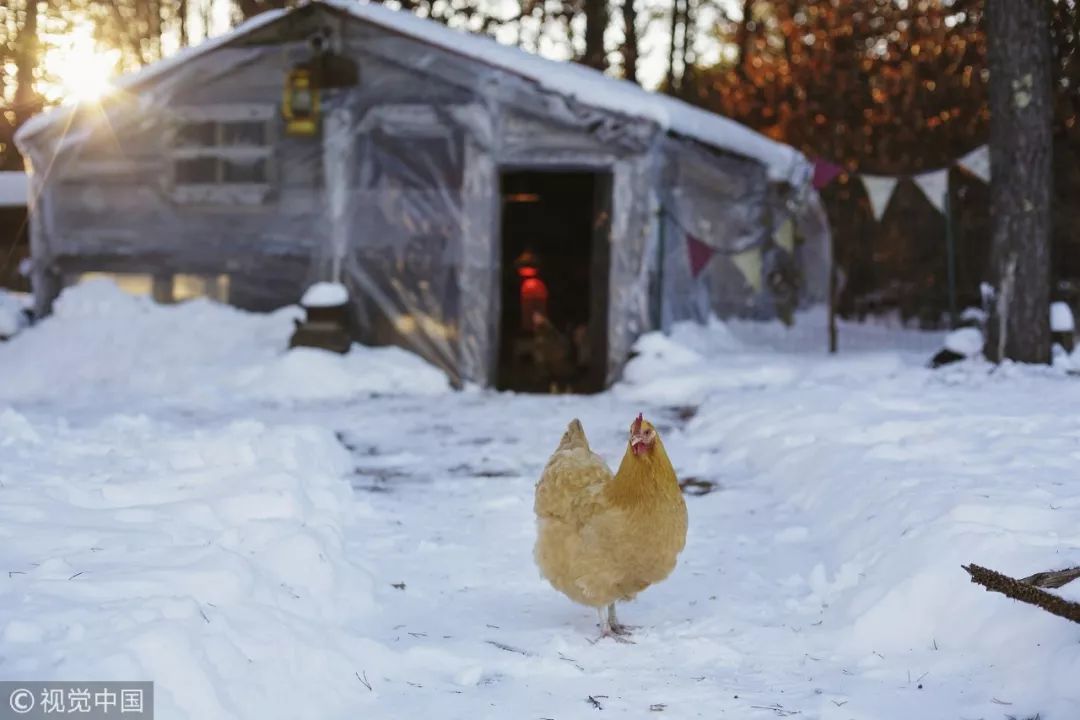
[497,169,611,394]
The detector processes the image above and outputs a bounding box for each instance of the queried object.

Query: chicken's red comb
[632,413,643,434]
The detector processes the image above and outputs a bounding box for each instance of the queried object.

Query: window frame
[168,105,277,207]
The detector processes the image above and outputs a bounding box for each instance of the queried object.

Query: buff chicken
[534,414,687,640]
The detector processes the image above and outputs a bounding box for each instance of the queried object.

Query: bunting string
[659,206,791,283]
[812,144,990,221]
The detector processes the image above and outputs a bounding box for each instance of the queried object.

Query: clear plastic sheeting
[16,2,830,388]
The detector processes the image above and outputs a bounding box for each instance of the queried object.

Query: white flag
[861,175,898,220]
[957,145,990,182]
[914,169,949,214]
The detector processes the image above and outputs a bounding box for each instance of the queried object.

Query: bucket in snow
[289,282,351,354]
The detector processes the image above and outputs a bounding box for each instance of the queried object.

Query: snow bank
[0,279,449,407]
[683,371,1080,719]
[235,346,449,401]
[615,313,921,405]
[0,413,388,719]
[943,326,983,356]
[616,318,796,404]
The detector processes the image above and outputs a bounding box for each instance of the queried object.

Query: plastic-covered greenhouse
[15,0,830,391]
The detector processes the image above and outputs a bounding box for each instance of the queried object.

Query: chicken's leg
[606,604,638,636]
[593,606,634,643]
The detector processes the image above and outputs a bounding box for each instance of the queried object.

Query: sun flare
[41,20,121,104]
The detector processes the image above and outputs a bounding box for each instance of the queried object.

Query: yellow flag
[774,218,795,253]
[732,248,763,291]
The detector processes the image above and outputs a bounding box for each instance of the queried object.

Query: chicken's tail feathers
[560,418,589,450]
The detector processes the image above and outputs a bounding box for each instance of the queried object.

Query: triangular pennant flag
[732,248,763,291]
[861,175,899,220]
[957,145,990,183]
[914,169,949,214]
[774,218,795,253]
[686,234,716,279]
[812,159,844,190]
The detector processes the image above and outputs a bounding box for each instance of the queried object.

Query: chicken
[534,414,687,641]
[531,311,575,392]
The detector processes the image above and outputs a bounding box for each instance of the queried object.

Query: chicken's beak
[630,433,648,455]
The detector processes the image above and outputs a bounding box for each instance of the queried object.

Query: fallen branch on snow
[1018,566,1080,589]
[962,563,1080,625]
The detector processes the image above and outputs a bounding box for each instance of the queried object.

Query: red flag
[686,234,715,279]
[812,159,844,190]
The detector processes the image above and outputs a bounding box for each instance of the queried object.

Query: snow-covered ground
[1,281,1078,720]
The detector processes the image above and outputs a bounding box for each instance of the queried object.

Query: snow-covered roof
[16,0,809,185]
[0,172,28,208]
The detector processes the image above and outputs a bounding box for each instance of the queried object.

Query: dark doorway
[0,206,30,292]
[496,169,611,394]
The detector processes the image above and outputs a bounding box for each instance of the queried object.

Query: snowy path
[1,285,1079,719]
[332,393,833,719]
[319,372,1080,720]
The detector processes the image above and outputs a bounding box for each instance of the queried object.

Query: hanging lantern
[283,67,320,136]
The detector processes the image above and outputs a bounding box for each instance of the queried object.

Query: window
[76,272,153,297]
[173,274,230,303]
[76,273,230,304]
[170,105,274,206]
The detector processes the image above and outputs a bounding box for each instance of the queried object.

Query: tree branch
[963,563,1080,625]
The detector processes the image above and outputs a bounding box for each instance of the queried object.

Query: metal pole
[655,204,666,330]
[828,234,838,354]
[944,173,958,328]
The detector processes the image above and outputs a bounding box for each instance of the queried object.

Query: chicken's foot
[607,603,639,635]
[590,605,636,643]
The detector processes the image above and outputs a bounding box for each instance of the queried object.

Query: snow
[0,279,449,408]
[959,306,987,325]
[1051,581,1080,604]
[0,291,29,338]
[2,286,1079,720]
[301,281,349,307]
[0,171,27,207]
[0,412,382,718]
[1051,301,1075,333]
[16,3,807,185]
[943,326,984,356]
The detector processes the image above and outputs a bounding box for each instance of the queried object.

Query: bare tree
[620,0,639,83]
[984,0,1054,364]
[234,0,289,21]
[665,0,685,91]
[581,0,610,70]
[14,0,39,128]
[178,0,189,47]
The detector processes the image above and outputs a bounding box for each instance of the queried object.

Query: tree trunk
[235,0,288,21]
[734,0,754,80]
[199,0,214,40]
[582,0,609,71]
[678,0,696,98]
[179,0,189,47]
[665,0,685,92]
[620,0,639,84]
[14,0,40,128]
[984,0,1053,364]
